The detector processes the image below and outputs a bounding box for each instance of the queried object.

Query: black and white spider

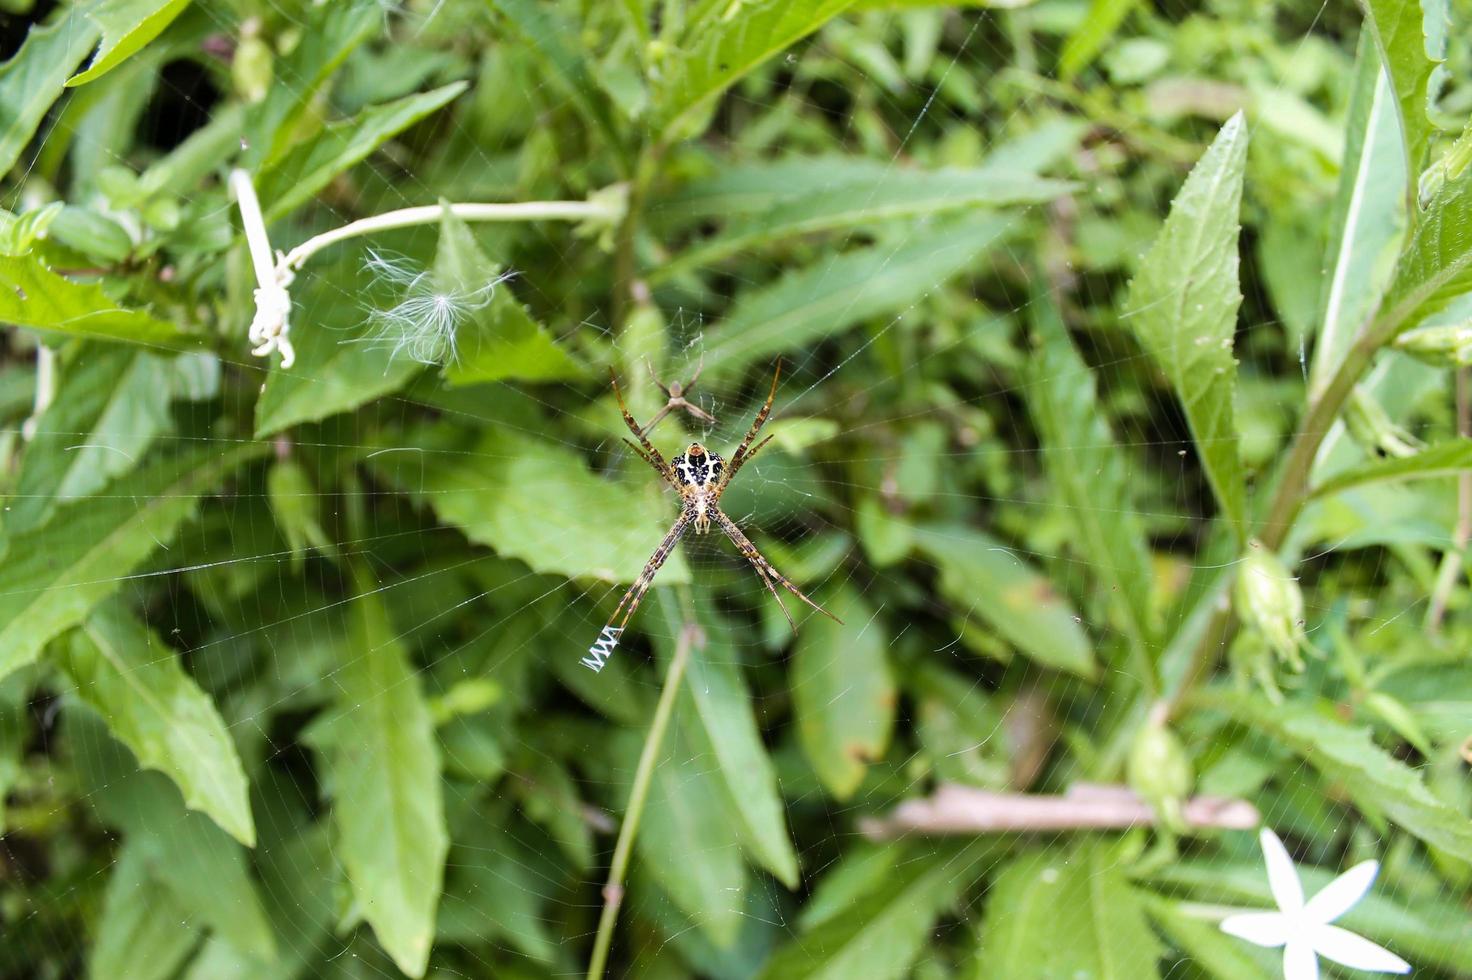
[582,364,841,671]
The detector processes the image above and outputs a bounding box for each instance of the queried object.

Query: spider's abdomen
[672,446,724,488]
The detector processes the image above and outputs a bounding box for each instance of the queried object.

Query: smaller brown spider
[582,364,841,672]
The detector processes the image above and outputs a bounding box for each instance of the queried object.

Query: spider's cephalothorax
[586,364,842,671]
[671,443,724,532]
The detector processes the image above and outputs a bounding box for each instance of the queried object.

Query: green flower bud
[232,34,273,105]
[1393,322,1472,368]
[1128,720,1192,833]
[1234,540,1305,670]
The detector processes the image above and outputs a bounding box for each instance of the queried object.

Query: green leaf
[632,716,749,947]
[1123,112,1249,535]
[253,290,422,438]
[307,572,447,978]
[368,428,691,585]
[70,711,277,961]
[1025,289,1156,679]
[1360,0,1440,182]
[485,0,625,159]
[1148,859,1472,972]
[791,586,893,800]
[1206,690,1472,864]
[0,10,101,174]
[0,255,191,348]
[67,0,192,87]
[256,82,468,221]
[89,842,201,980]
[1311,438,1472,498]
[653,0,857,140]
[1377,145,1472,337]
[433,207,585,384]
[0,674,28,835]
[657,165,1076,276]
[1059,0,1139,81]
[0,446,265,683]
[915,525,1096,678]
[1143,895,1277,980]
[704,217,1014,375]
[977,840,1163,980]
[0,201,63,255]
[759,841,985,980]
[243,0,380,169]
[57,602,253,845]
[9,345,174,535]
[653,591,799,887]
[1308,37,1407,400]
[437,832,559,962]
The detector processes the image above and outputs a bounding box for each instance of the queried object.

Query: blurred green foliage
[1,0,1471,977]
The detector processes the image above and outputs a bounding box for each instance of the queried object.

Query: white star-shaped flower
[1220,828,1411,980]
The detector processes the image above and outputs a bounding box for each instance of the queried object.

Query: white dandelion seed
[1220,828,1411,980]
[358,249,515,366]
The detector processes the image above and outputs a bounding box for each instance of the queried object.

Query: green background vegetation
[1,0,1471,977]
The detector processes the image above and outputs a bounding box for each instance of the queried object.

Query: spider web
[2,0,1470,978]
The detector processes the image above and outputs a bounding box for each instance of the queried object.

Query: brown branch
[859,782,1259,839]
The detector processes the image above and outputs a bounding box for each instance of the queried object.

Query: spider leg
[713,509,842,627]
[717,363,780,494]
[611,368,671,470]
[752,563,797,633]
[586,511,693,667]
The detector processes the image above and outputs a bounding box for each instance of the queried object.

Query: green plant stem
[1164,323,1388,719]
[1426,367,1472,631]
[585,621,699,980]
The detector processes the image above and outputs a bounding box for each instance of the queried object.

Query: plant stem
[278,199,621,274]
[585,621,700,980]
[1427,366,1472,631]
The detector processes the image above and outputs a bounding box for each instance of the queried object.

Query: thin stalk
[1427,367,1472,630]
[21,344,55,442]
[278,199,621,274]
[585,621,700,980]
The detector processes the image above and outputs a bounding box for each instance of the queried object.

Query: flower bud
[1128,720,1192,833]
[1393,322,1472,368]
[1234,540,1305,670]
[232,21,273,105]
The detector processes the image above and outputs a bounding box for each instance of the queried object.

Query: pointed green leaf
[308,574,447,978]
[1124,112,1249,535]
[1309,38,1406,400]
[916,525,1096,678]
[654,0,857,140]
[0,255,191,348]
[1360,0,1440,181]
[1143,895,1278,980]
[704,217,1014,375]
[57,602,253,845]
[1059,0,1139,80]
[1311,438,1472,498]
[433,207,585,384]
[977,841,1162,980]
[257,82,468,221]
[760,841,987,980]
[67,0,193,87]
[0,446,265,682]
[1025,290,1156,677]
[1206,690,1472,864]
[368,429,691,585]
[0,11,101,174]
[791,587,893,800]
[653,591,799,887]
[658,166,1075,276]
[70,712,276,961]
[631,717,749,947]
[9,345,174,535]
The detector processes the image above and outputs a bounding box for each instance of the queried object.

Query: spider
[581,364,841,672]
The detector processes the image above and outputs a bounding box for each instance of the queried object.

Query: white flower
[229,169,296,368]
[1220,828,1411,980]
